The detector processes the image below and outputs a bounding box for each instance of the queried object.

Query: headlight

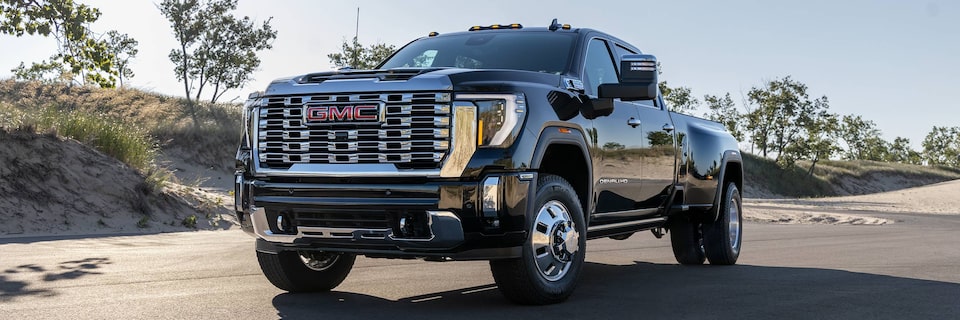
[455,93,526,148]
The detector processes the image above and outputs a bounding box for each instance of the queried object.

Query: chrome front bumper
[241,206,466,249]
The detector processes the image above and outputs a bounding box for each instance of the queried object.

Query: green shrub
[182,214,198,228]
[30,107,156,171]
[137,216,149,228]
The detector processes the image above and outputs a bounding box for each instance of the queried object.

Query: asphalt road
[1,211,958,320]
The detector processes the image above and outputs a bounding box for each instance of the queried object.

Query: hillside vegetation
[0,80,240,235]
[743,153,960,198]
[0,79,241,174]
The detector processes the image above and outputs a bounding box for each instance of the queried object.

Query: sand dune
[0,130,234,237]
[743,179,960,225]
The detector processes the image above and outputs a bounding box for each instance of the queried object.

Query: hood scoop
[299,68,447,84]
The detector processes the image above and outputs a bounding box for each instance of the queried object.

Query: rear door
[634,99,677,208]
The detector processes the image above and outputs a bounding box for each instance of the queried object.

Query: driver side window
[583,39,619,96]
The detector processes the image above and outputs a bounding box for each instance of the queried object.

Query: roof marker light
[468,23,523,31]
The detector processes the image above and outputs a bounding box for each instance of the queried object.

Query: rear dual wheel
[670,182,742,265]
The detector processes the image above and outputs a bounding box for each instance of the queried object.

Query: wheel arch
[709,150,743,222]
[530,127,593,222]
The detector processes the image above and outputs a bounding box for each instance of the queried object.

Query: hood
[263,68,562,96]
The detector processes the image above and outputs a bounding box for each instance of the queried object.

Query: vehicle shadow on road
[272,261,960,319]
[0,257,112,302]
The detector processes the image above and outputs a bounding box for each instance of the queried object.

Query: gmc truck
[235,20,743,305]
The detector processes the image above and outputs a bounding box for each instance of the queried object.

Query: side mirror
[598,54,658,101]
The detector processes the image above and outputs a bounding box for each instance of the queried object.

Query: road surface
[1,211,958,319]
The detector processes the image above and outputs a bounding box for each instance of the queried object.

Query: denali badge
[305,105,380,123]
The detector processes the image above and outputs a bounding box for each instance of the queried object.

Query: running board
[587,217,667,232]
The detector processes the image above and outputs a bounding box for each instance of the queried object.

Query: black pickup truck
[235,20,743,304]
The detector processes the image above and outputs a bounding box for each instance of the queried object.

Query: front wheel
[702,182,742,265]
[490,174,586,305]
[256,250,356,292]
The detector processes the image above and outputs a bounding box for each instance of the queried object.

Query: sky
[1,0,957,149]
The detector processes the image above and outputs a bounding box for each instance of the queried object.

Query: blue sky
[1,0,957,149]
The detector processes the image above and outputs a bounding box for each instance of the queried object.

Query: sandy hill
[742,153,960,198]
[0,79,239,237]
[0,129,233,237]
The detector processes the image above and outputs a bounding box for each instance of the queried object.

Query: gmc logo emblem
[305,105,379,123]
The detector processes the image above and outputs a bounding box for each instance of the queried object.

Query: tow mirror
[598,54,658,101]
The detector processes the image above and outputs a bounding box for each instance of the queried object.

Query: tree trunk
[210,81,221,104]
[180,43,191,104]
[807,151,821,176]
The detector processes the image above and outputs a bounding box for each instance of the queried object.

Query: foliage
[103,30,138,87]
[658,81,699,114]
[0,0,131,87]
[182,214,198,228]
[886,137,922,165]
[327,36,396,70]
[922,126,960,166]
[1,103,156,172]
[159,0,277,103]
[602,141,625,151]
[741,76,842,169]
[137,215,149,228]
[703,92,743,141]
[839,115,888,161]
[745,77,809,163]
[647,131,673,146]
[790,100,840,174]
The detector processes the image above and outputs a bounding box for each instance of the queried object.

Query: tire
[490,174,586,305]
[703,182,742,265]
[256,250,356,292]
[670,216,706,265]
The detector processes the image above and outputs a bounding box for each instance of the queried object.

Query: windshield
[380,32,576,74]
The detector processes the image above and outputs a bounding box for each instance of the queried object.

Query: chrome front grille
[257,92,452,169]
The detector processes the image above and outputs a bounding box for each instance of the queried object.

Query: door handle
[627,118,641,128]
[662,124,675,132]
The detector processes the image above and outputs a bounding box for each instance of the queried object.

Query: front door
[581,38,644,218]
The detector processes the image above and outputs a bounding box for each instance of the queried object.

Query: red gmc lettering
[306,105,378,122]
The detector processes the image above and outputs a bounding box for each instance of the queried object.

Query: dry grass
[744,153,836,198]
[0,79,242,171]
[744,153,960,198]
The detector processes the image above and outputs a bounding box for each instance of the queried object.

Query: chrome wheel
[299,251,340,271]
[728,196,741,254]
[531,200,580,282]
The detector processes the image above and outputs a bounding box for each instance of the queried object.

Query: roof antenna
[549,18,561,31]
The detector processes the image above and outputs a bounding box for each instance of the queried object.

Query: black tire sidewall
[258,250,356,292]
[670,217,706,265]
[703,182,742,265]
